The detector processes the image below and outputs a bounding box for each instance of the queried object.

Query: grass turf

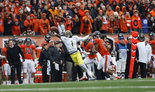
[0,78,155,92]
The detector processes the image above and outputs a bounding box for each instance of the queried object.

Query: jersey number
[26,48,31,54]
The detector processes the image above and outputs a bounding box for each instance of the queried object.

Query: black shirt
[7,45,25,65]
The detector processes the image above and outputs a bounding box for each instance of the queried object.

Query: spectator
[4,14,13,36]
[12,19,21,36]
[0,13,4,36]
[125,12,132,33]
[120,14,127,33]
[39,13,50,35]
[80,10,93,35]
[131,10,142,32]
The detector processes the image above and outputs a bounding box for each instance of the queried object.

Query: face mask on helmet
[45,34,51,42]
[65,31,72,38]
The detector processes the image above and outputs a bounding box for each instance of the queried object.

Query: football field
[0,78,155,92]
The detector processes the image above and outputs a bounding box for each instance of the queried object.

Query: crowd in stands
[0,0,154,36]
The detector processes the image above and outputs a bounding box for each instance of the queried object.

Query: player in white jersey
[55,31,95,79]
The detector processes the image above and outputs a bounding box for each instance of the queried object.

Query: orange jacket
[106,9,114,17]
[120,19,127,32]
[131,15,142,29]
[39,19,50,35]
[14,6,21,14]
[31,18,40,32]
[125,15,132,29]
[0,19,4,33]
[150,9,155,17]
[115,6,123,16]
[24,19,33,31]
[80,15,93,34]
[101,16,108,31]
[12,25,21,36]
[114,18,120,29]
[65,19,73,31]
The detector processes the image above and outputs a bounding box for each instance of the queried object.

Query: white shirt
[61,35,89,54]
[137,42,151,63]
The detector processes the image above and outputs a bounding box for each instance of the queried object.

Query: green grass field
[0,78,155,92]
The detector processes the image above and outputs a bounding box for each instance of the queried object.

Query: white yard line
[3,79,155,86]
[0,86,155,91]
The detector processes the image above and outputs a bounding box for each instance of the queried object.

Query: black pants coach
[138,62,146,78]
[72,64,83,81]
[10,63,22,84]
[42,66,49,83]
[51,64,62,82]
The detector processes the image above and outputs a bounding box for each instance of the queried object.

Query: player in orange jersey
[93,31,117,80]
[20,37,36,84]
[81,38,104,80]
[1,40,11,85]
[149,32,155,78]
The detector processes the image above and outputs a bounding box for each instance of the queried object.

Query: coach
[7,39,25,84]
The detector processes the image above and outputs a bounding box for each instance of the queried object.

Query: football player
[20,37,36,84]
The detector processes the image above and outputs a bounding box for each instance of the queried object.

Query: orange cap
[42,13,46,16]
[14,19,18,22]
[84,10,90,14]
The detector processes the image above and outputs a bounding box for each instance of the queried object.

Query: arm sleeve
[76,35,89,42]
[148,45,152,63]
[18,46,25,60]
[39,51,44,66]
[48,48,54,63]
[116,44,119,61]
[103,16,108,24]
[6,49,12,65]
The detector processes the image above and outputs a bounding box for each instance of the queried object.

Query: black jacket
[39,49,50,67]
[48,46,61,64]
[7,45,25,65]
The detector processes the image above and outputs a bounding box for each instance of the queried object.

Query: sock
[30,77,34,84]
[153,74,155,78]
[79,64,92,78]
[23,79,28,84]
[82,72,87,78]
[7,81,11,85]
[15,80,18,84]
[3,81,6,85]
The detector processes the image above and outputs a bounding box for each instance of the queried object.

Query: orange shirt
[39,19,50,35]
[1,47,7,66]
[125,16,132,29]
[0,19,4,33]
[24,19,33,31]
[120,19,127,32]
[20,45,35,59]
[83,42,97,59]
[150,9,155,17]
[12,25,21,36]
[93,38,110,56]
[80,15,93,34]
[32,19,40,32]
